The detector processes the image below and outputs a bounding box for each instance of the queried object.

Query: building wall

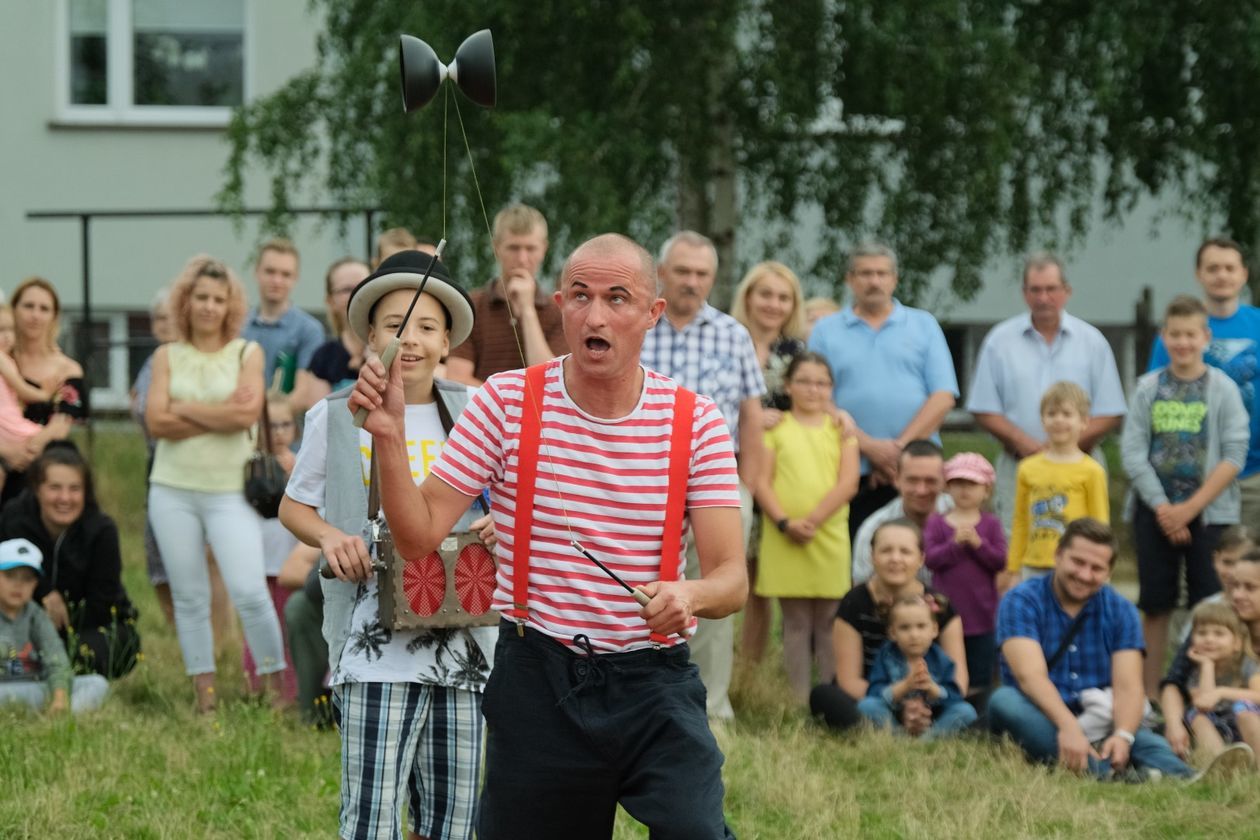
[0,0,373,408]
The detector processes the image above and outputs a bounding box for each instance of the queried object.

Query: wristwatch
[1113,729,1136,745]
[776,518,789,534]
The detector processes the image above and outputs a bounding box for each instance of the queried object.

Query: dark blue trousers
[478,621,736,840]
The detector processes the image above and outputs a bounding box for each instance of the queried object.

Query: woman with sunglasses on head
[145,255,286,713]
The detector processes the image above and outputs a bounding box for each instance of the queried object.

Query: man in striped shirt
[640,230,766,720]
[348,233,746,839]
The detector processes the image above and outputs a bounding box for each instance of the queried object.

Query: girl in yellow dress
[756,352,859,702]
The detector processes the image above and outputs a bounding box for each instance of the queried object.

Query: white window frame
[53,0,252,128]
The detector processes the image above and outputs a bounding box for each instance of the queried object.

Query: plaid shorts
[333,681,484,840]
[1186,700,1260,743]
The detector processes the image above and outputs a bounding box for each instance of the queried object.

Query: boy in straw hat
[280,250,494,840]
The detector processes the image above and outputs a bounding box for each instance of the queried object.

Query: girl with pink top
[923,452,1007,693]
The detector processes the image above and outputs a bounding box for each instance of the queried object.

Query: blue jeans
[857,695,978,740]
[987,686,1193,778]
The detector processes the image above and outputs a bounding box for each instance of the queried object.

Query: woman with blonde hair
[145,255,286,712]
[730,261,809,663]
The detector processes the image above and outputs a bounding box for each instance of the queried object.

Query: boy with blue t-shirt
[1125,295,1250,697]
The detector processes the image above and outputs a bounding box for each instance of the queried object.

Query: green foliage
[221,1,1260,303]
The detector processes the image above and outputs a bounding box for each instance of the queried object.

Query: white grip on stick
[352,338,402,429]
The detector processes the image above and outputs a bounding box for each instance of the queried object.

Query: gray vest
[319,379,480,673]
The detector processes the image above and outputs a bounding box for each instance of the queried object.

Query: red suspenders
[506,362,696,645]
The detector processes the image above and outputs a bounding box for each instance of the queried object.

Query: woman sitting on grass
[0,441,138,679]
[810,518,969,733]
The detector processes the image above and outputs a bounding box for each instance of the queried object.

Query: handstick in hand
[352,238,448,429]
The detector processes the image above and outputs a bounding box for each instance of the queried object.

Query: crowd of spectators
[4,213,1259,801]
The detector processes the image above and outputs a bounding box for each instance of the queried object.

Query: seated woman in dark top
[6,278,86,505]
[289,258,370,415]
[0,442,138,678]
[810,518,968,731]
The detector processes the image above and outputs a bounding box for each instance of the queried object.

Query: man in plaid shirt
[640,230,765,720]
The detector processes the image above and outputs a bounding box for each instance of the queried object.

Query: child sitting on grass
[1164,601,1260,766]
[1178,525,1254,643]
[858,594,977,738]
[0,538,106,714]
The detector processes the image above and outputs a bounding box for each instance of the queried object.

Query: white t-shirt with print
[287,396,496,691]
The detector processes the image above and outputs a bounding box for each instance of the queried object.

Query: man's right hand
[864,438,901,479]
[320,527,373,582]
[1057,723,1099,773]
[504,271,538,314]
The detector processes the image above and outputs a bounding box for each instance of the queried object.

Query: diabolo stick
[352,238,448,429]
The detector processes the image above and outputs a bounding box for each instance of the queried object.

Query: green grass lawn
[1,428,1255,839]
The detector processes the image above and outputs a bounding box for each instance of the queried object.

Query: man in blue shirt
[808,243,958,539]
[641,230,765,720]
[990,518,1194,780]
[242,238,327,393]
[1149,238,1260,526]
[966,253,1126,536]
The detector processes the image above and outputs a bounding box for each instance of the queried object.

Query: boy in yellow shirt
[1005,382,1109,582]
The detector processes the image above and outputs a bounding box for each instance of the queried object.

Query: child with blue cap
[0,537,108,714]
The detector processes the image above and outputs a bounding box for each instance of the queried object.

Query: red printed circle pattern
[455,544,496,615]
[402,552,445,617]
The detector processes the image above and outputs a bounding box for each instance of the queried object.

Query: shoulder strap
[651,385,696,645]
[507,363,548,625]
[1046,604,1090,672]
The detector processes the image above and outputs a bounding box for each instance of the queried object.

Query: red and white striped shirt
[431,358,740,651]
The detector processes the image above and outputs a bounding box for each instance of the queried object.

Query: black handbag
[242,350,287,518]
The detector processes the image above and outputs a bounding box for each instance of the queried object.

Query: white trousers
[148,484,286,677]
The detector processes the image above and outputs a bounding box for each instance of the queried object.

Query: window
[58,0,248,126]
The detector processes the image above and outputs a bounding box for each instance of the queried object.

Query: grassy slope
[0,428,1253,839]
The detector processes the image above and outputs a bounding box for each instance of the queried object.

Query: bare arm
[1078,415,1122,454]
[1099,649,1144,768]
[288,370,331,416]
[514,304,557,367]
[640,504,748,636]
[0,355,54,404]
[144,346,209,440]
[737,397,765,489]
[895,390,956,446]
[277,543,320,590]
[973,411,1042,457]
[443,356,483,388]
[171,344,264,432]
[1161,681,1190,757]
[833,618,868,699]
[807,435,860,526]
